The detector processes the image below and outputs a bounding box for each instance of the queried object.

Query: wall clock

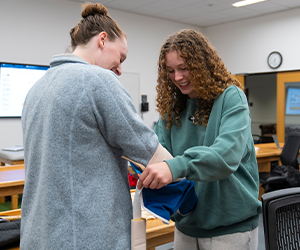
[267,51,282,69]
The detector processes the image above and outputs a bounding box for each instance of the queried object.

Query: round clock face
[268,52,282,69]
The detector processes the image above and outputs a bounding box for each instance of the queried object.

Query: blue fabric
[129,161,143,175]
[141,179,198,224]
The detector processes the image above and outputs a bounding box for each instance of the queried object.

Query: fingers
[137,167,151,189]
[137,177,144,189]
[138,162,173,189]
[143,172,160,189]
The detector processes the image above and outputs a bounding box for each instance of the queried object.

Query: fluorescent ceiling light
[233,0,268,7]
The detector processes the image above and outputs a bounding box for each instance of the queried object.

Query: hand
[137,162,173,189]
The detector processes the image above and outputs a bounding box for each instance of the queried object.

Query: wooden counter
[0,165,25,209]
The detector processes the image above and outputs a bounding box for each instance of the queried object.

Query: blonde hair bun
[81,2,108,18]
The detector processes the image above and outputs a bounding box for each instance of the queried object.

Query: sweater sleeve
[166,86,251,182]
[88,70,159,166]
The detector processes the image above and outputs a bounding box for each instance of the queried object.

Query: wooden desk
[255,143,284,200]
[0,209,175,250]
[0,157,24,166]
[0,165,25,210]
[146,219,175,250]
[0,154,24,204]
[255,142,283,172]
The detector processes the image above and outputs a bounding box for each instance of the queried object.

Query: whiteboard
[118,72,140,114]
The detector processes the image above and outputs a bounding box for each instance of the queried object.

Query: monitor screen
[285,87,300,115]
[0,62,49,117]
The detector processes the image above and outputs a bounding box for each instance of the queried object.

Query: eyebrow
[166,63,186,68]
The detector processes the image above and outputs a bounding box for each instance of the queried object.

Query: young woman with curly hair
[138,29,261,250]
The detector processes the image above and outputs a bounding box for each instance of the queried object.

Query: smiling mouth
[180,82,189,87]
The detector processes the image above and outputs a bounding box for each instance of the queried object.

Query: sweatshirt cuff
[165,156,189,180]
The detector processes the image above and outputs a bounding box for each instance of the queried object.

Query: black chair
[259,133,300,192]
[259,123,277,143]
[261,187,300,250]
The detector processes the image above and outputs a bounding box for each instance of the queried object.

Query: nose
[174,70,183,81]
[112,65,122,76]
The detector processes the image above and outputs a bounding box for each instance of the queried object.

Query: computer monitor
[285,87,300,115]
[0,62,49,118]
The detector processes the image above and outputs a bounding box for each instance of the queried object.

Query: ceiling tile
[68,0,300,27]
[271,0,300,8]
[132,0,186,12]
[103,0,161,11]
[242,2,289,12]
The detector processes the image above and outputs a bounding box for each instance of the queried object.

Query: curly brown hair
[156,29,243,129]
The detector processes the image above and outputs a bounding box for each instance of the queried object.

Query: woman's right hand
[137,162,173,189]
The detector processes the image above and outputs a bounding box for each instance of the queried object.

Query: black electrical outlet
[141,102,149,112]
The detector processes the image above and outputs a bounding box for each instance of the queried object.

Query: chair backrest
[261,188,300,250]
[280,133,300,169]
[259,123,277,143]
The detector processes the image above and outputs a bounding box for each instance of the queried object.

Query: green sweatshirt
[154,85,262,238]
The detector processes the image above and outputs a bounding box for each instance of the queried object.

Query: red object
[128,172,138,187]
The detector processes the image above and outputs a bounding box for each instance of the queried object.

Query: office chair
[280,133,300,168]
[259,133,300,192]
[259,123,276,143]
[261,187,300,250]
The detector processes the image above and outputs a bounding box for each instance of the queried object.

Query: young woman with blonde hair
[21,3,165,249]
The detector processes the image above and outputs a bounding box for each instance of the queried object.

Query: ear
[98,31,107,49]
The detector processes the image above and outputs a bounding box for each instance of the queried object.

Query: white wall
[0,0,201,149]
[203,8,300,138]
[203,7,300,75]
[1,0,300,149]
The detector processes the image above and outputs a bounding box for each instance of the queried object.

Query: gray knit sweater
[21,54,159,249]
